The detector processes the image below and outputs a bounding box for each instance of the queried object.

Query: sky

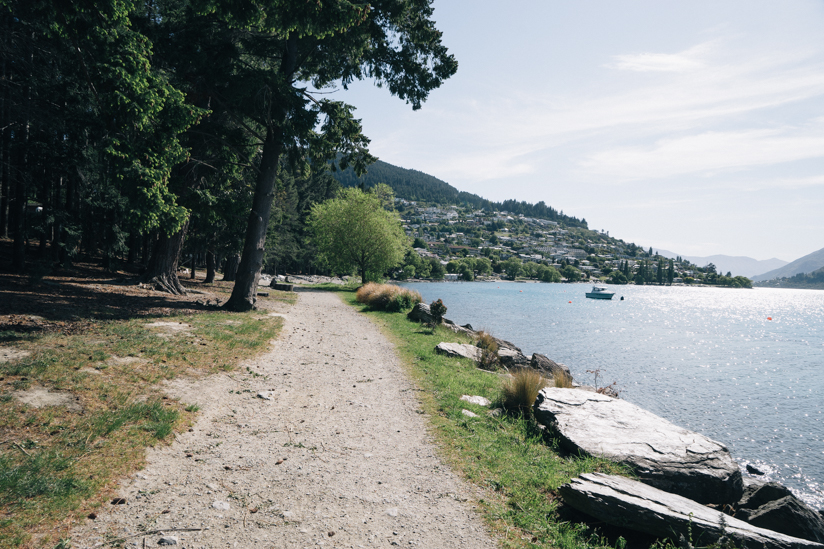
[330,0,824,262]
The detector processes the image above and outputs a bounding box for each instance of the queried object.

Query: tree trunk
[190,253,196,279]
[224,34,298,312]
[223,125,283,311]
[222,253,240,281]
[205,250,216,283]
[143,222,188,294]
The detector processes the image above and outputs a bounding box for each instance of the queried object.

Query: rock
[407,303,434,324]
[257,391,274,401]
[534,388,743,504]
[559,473,823,549]
[460,395,491,407]
[738,482,795,511]
[462,324,474,330]
[738,495,824,543]
[487,408,503,417]
[747,463,766,475]
[435,342,481,362]
[492,337,522,353]
[445,322,475,337]
[497,348,530,369]
[158,536,179,546]
[530,354,572,381]
[212,500,230,510]
[461,409,479,418]
[270,282,294,291]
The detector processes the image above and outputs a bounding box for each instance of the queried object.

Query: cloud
[608,42,712,72]
[579,124,824,180]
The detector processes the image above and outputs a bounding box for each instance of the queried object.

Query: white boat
[585,286,615,300]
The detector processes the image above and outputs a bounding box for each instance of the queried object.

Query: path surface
[70,290,497,549]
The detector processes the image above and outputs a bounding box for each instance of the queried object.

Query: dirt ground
[66,289,497,549]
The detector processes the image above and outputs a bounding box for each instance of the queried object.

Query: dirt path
[70,290,497,549]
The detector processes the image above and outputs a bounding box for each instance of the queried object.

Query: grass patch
[335,290,633,549]
[0,299,287,548]
[355,282,422,312]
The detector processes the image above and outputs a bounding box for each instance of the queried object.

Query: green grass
[0,298,288,548]
[333,289,634,549]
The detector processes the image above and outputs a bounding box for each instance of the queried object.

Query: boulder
[559,473,823,549]
[534,388,743,504]
[407,303,434,324]
[738,482,794,511]
[435,342,481,362]
[497,348,530,369]
[492,336,522,353]
[270,282,294,291]
[530,354,572,381]
[737,494,824,543]
[460,395,491,407]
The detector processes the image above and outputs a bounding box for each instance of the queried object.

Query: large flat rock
[435,342,481,362]
[560,473,823,549]
[534,388,743,504]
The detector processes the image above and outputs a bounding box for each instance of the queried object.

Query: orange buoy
[568,300,572,303]
[767,317,772,320]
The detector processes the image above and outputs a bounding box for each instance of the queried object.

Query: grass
[502,369,548,417]
[0,290,291,548]
[334,289,634,549]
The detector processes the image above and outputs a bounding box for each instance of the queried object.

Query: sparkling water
[401,281,824,509]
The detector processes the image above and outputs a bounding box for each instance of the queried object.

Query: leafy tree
[501,257,523,280]
[537,264,561,283]
[197,0,460,310]
[427,257,446,280]
[412,237,428,249]
[309,188,408,284]
[609,271,628,285]
[561,264,581,282]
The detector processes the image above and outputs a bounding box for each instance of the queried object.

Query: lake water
[401,281,824,509]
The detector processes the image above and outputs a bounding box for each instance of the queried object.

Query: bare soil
[68,289,497,548]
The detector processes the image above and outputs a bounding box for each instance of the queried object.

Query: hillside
[751,246,824,282]
[755,266,824,289]
[654,250,787,278]
[333,159,588,228]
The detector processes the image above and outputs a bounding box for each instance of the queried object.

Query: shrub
[502,368,547,417]
[429,299,447,324]
[355,282,422,312]
[475,331,499,371]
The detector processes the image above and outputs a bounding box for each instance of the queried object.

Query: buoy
[568,300,572,303]
[767,317,772,320]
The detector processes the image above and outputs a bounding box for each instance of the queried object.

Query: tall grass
[502,368,548,417]
[476,330,500,371]
[355,282,422,312]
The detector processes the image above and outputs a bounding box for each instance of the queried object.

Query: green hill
[332,159,588,228]
[754,265,824,289]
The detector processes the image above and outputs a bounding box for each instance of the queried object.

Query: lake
[400,281,824,509]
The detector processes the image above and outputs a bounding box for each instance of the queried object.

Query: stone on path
[560,473,823,549]
[435,342,481,362]
[157,536,178,546]
[534,388,743,504]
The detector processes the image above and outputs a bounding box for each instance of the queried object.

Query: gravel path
[70,289,497,549]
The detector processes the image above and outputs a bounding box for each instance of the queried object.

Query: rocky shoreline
[408,301,824,547]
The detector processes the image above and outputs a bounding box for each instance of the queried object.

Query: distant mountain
[751,246,824,282]
[332,159,588,228]
[755,265,824,289]
[653,249,788,278]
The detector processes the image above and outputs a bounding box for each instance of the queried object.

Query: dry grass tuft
[553,370,574,388]
[475,330,499,371]
[355,282,422,312]
[502,368,548,417]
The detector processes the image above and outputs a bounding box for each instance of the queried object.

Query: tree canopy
[309,188,408,283]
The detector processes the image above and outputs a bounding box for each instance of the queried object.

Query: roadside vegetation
[335,289,634,549]
[0,274,292,548]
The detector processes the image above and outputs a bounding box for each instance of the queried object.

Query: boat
[585,286,615,300]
